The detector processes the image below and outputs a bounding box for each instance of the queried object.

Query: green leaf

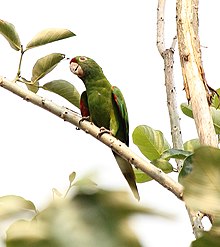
[151,159,173,173]
[26,81,39,93]
[211,88,220,109]
[135,159,173,183]
[43,80,80,108]
[69,171,76,184]
[210,107,220,134]
[26,28,75,50]
[132,125,170,161]
[6,188,158,247]
[0,195,36,219]
[182,146,220,216]
[32,53,65,83]
[180,103,193,118]
[183,139,200,152]
[73,178,97,187]
[161,148,192,160]
[178,155,193,182]
[181,103,220,134]
[6,219,48,247]
[134,169,153,183]
[192,233,220,247]
[0,19,21,51]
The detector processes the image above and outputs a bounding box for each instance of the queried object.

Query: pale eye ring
[79,56,87,62]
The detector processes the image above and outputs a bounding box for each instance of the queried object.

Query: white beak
[70,62,84,77]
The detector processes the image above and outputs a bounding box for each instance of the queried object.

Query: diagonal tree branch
[0,76,183,200]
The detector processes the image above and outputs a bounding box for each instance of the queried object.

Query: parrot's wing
[80,91,90,117]
[112,86,139,200]
[111,86,129,145]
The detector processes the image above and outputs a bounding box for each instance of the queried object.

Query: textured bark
[176,0,217,238]
[176,0,217,147]
[157,0,183,171]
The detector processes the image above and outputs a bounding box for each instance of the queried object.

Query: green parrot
[70,56,139,200]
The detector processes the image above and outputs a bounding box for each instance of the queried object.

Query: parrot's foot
[79,116,90,125]
[97,127,112,139]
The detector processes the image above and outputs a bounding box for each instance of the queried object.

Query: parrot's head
[69,56,103,80]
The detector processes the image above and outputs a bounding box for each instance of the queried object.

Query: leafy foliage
[183,139,200,152]
[178,154,193,181]
[32,53,65,83]
[68,171,76,183]
[27,53,66,93]
[180,103,193,118]
[0,19,76,95]
[181,103,220,134]
[181,146,220,216]
[135,158,173,183]
[26,28,75,50]
[211,88,220,109]
[177,140,200,181]
[161,148,192,160]
[0,19,21,51]
[0,195,36,220]
[132,125,173,183]
[132,125,170,161]
[5,182,157,247]
[43,80,80,108]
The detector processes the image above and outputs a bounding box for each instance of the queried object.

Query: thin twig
[157,0,183,171]
[157,0,166,55]
[163,48,184,171]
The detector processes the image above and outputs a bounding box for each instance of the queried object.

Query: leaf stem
[14,45,25,82]
[64,183,73,198]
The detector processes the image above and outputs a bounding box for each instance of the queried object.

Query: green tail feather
[113,152,140,200]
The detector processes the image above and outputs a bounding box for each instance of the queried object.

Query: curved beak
[70,62,84,77]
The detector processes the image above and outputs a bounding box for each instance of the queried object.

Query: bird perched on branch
[70,56,139,200]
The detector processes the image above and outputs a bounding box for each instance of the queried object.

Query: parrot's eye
[79,56,87,62]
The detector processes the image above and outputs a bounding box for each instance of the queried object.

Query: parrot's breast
[87,87,112,129]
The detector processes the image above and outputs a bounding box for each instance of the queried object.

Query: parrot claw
[79,116,90,125]
[97,127,112,139]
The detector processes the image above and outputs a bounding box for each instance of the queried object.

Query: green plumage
[70,56,139,200]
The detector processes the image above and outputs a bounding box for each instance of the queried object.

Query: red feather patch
[70,57,77,64]
[112,86,118,104]
[80,100,90,117]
